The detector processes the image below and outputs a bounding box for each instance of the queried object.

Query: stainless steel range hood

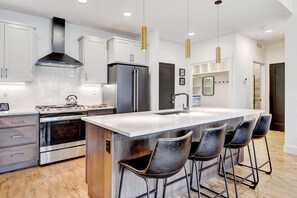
[36,17,83,68]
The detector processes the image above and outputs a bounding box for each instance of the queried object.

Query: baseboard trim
[284,145,297,155]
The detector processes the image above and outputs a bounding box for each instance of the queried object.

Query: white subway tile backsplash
[0,66,102,109]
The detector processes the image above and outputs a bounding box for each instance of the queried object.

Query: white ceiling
[0,0,291,44]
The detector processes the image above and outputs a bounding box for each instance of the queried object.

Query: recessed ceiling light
[265,29,272,33]
[78,0,88,3]
[123,12,132,17]
[188,32,195,36]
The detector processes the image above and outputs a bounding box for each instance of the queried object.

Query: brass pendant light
[215,0,222,64]
[185,0,191,59]
[141,0,147,51]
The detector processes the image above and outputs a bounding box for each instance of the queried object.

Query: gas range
[35,104,87,114]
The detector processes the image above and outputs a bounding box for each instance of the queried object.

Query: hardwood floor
[0,131,296,198]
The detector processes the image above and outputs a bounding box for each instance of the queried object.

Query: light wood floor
[0,131,296,198]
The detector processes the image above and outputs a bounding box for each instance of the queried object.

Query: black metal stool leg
[190,160,194,188]
[162,178,167,198]
[184,167,191,198]
[143,178,150,198]
[229,148,238,198]
[251,140,259,184]
[247,144,257,189]
[194,161,201,198]
[220,154,230,198]
[155,179,158,198]
[265,137,273,174]
[118,166,125,198]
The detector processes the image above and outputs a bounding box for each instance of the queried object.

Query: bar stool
[237,115,272,186]
[188,124,229,198]
[221,119,256,198]
[118,132,193,198]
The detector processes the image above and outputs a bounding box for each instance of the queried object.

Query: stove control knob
[45,107,50,111]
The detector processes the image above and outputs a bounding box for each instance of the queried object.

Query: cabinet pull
[11,120,25,124]
[132,54,134,62]
[11,134,24,139]
[129,54,131,62]
[11,153,24,157]
[85,73,88,81]
[5,68,7,78]
[0,68,2,79]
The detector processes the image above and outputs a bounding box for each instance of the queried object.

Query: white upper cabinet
[79,36,107,84]
[108,37,146,65]
[1,23,35,82]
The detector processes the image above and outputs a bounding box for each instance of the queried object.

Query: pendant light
[185,0,191,59]
[141,0,147,51]
[215,0,222,64]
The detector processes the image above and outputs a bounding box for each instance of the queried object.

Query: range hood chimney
[36,17,83,68]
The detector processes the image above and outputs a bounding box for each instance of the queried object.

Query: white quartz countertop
[0,109,38,117]
[82,107,264,137]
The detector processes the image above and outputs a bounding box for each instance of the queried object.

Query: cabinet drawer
[0,144,37,167]
[0,114,38,128]
[87,109,114,116]
[0,126,37,148]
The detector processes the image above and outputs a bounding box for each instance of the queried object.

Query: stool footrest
[190,185,228,198]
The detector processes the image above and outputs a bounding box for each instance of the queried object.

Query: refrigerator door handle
[133,69,136,111]
[136,69,139,111]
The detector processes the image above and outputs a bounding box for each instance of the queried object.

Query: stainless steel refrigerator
[103,64,150,113]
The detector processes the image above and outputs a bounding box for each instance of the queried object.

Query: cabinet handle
[85,73,88,81]
[5,68,7,79]
[132,54,135,62]
[0,68,2,79]
[129,54,132,62]
[11,134,24,139]
[11,153,24,157]
[11,120,24,124]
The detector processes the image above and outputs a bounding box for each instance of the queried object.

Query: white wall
[0,9,125,109]
[191,33,266,109]
[233,33,266,109]
[265,41,285,113]
[284,1,297,155]
[159,40,189,109]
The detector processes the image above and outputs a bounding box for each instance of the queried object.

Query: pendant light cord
[143,0,145,25]
[187,0,189,38]
[218,3,220,46]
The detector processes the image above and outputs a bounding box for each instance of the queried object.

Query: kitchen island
[82,107,263,198]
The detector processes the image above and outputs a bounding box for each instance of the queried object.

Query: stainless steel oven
[39,111,87,165]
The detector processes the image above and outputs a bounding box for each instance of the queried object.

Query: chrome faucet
[172,93,189,112]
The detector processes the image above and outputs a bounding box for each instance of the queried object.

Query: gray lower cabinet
[0,114,39,173]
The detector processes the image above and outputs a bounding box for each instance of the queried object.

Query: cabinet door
[4,24,34,82]
[0,22,4,80]
[131,42,146,65]
[115,39,131,63]
[84,38,107,84]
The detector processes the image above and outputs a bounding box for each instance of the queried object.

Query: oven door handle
[40,115,87,123]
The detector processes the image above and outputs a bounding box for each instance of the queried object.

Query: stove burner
[35,104,86,113]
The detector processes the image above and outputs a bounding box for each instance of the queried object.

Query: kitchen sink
[154,110,184,115]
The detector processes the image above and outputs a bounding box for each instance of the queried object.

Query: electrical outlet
[106,139,110,153]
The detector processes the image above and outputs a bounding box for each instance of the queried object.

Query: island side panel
[86,123,112,198]
[111,117,243,198]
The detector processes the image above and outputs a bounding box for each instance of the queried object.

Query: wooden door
[159,63,175,110]
[270,63,285,131]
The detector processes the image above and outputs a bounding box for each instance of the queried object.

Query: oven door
[40,114,86,152]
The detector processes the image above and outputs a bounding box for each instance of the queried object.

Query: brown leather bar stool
[117,132,193,198]
[220,119,256,198]
[188,124,229,198]
[237,115,272,187]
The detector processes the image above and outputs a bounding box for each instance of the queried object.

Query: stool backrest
[253,115,272,138]
[191,124,227,161]
[227,119,255,147]
[144,131,193,176]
